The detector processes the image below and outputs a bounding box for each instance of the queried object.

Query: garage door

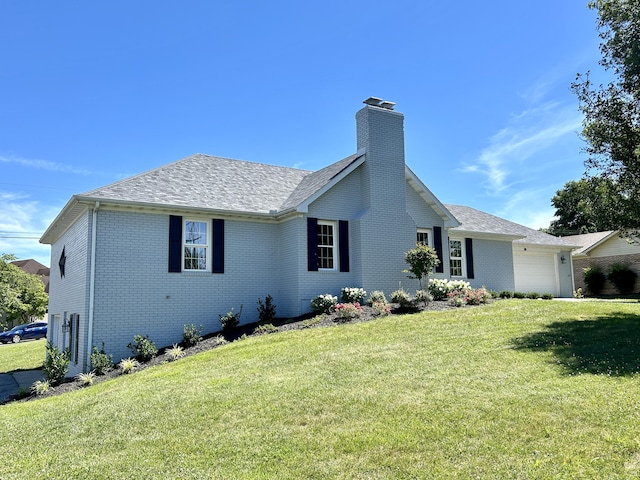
[513,251,558,296]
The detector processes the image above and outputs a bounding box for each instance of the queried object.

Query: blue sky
[1,1,606,267]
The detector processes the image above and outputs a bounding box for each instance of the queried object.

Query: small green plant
[334,302,362,320]
[368,291,387,305]
[119,357,139,374]
[257,295,277,323]
[311,294,338,314]
[541,293,554,300]
[253,323,278,335]
[607,263,637,294]
[341,287,367,303]
[219,306,242,332]
[573,288,584,299]
[30,380,50,396]
[499,290,513,299]
[390,288,413,309]
[301,315,324,328]
[183,324,203,347]
[165,344,184,362]
[43,342,71,386]
[127,335,158,361]
[449,296,465,307]
[372,302,391,316]
[526,292,540,300]
[90,344,113,375]
[76,372,96,387]
[583,265,606,295]
[213,334,228,346]
[415,289,433,307]
[404,243,440,290]
[513,291,526,299]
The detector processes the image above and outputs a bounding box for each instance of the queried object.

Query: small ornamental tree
[404,243,440,290]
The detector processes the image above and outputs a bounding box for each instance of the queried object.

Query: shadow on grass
[512,311,640,376]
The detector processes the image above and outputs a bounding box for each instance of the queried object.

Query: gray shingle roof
[445,204,579,248]
[80,154,312,214]
[561,231,616,255]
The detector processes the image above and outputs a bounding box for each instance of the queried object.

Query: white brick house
[41,98,577,375]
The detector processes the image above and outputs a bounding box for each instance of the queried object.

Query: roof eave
[405,166,461,228]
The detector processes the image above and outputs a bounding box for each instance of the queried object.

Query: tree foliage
[404,243,440,290]
[571,0,640,231]
[546,177,624,235]
[0,253,48,329]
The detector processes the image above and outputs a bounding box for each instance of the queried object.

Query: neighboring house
[11,259,50,294]
[40,98,577,375]
[564,231,640,294]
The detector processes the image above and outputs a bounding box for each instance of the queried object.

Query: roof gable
[561,231,617,256]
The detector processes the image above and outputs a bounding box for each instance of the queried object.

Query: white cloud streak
[0,154,95,175]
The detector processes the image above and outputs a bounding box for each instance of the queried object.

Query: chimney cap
[363,97,395,110]
[363,96,383,106]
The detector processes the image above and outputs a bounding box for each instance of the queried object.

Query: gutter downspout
[86,201,99,371]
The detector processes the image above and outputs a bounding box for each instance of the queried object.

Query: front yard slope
[1,300,640,479]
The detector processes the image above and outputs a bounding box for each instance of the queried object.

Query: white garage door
[513,251,558,296]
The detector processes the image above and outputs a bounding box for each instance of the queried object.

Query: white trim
[448,238,466,278]
[417,227,432,247]
[86,201,99,372]
[182,218,212,272]
[317,220,338,271]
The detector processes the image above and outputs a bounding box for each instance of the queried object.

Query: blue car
[0,322,48,344]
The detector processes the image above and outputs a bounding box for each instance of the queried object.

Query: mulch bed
[5,300,461,404]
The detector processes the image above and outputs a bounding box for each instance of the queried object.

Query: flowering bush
[447,287,491,306]
[428,279,472,300]
[334,302,362,319]
[390,288,413,308]
[372,301,391,316]
[311,294,338,314]
[415,289,433,306]
[341,287,367,303]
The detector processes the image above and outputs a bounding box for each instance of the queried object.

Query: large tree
[571,0,640,231]
[0,254,48,329]
[546,177,624,235]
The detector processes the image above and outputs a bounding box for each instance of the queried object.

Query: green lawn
[0,338,45,373]
[1,300,640,479]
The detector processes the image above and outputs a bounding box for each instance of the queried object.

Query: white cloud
[0,154,95,175]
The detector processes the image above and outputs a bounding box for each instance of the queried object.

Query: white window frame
[183,219,211,272]
[417,228,432,246]
[317,220,337,271]
[449,238,465,278]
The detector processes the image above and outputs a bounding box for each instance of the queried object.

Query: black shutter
[339,220,349,272]
[433,226,444,273]
[168,215,182,273]
[212,219,224,274]
[465,238,474,279]
[307,217,318,271]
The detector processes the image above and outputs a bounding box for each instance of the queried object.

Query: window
[417,228,431,246]
[317,220,336,270]
[183,220,209,271]
[450,239,463,277]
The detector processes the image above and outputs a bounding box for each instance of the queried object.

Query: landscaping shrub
[76,372,96,387]
[428,279,472,301]
[341,287,367,303]
[372,302,391,316]
[90,344,113,375]
[219,306,242,332]
[119,358,139,374]
[257,295,277,323]
[513,291,526,299]
[583,265,606,295]
[311,294,337,314]
[127,334,158,362]
[165,344,184,362]
[526,292,540,300]
[448,287,491,306]
[368,290,387,305]
[31,380,50,396]
[607,263,637,294]
[499,290,513,299]
[334,302,362,320]
[253,323,278,335]
[390,288,413,309]
[404,243,440,289]
[415,289,433,306]
[541,293,554,300]
[573,288,584,299]
[44,342,70,385]
[183,324,203,347]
